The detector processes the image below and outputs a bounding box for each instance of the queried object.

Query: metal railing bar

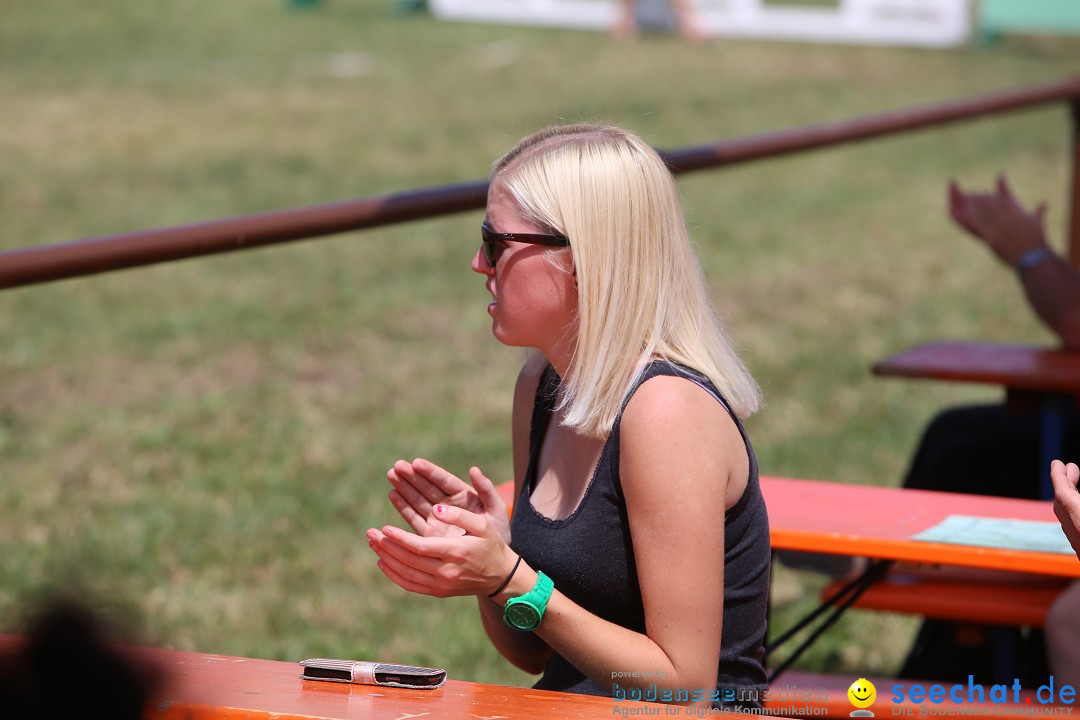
[660,76,1080,174]
[3,76,1079,290]
[0,181,489,290]
[1068,99,1080,266]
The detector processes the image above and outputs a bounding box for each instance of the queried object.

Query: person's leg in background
[1045,583,1080,688]
[902,404,1042,500]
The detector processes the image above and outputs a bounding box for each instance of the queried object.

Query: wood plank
[820,568,1068,627]
[761,476,1080,578]
[872,341,1080,394]
[0,635,743,719]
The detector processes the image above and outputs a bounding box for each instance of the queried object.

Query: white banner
[428,0,972,48]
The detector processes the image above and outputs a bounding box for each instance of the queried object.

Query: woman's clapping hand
[385,458,511,543]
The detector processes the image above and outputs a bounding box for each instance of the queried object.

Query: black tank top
[510,360,770,708]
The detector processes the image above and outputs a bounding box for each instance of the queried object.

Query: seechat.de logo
[849,678,877,717]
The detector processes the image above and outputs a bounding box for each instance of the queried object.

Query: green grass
[2,0,1079,687]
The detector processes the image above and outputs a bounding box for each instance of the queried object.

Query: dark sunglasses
[480,221,570,268]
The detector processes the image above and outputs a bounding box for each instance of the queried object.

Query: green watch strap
[503,571,554,631]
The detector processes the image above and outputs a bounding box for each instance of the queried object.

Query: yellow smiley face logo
[848,678,876,709]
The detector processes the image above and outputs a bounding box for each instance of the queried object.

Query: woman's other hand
[367,504,519,598]
[386,458,511,542]
[1052,459,1080,561]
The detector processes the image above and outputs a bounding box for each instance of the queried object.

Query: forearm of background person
[476,594,552,674]
[1017,253,1080,350]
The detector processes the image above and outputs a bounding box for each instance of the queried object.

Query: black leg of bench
[765,559,893,683]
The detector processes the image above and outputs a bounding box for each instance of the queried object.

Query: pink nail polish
[435,504,444,514]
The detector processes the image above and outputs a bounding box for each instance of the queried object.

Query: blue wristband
[1016,247,1053,273]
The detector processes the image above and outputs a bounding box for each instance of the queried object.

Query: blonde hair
[494,124,760,437]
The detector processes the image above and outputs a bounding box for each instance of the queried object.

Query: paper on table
[911,515,1076,555]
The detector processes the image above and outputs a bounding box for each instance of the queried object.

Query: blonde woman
[367,125,770,709]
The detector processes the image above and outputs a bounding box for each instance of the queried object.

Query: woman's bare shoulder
[620,373,745,480]
[623,373,730,425]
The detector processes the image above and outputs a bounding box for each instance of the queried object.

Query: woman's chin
[491,324,527,349]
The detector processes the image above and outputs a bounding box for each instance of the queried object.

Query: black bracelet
[488,554,523,597]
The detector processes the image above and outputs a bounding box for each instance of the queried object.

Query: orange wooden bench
[497,479,515,510]
[820,567,1070,627]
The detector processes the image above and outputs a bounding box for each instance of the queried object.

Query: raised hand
[947,175,1048,267]
[386,458,510,543]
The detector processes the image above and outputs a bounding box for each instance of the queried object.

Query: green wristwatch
[503,572,554,631]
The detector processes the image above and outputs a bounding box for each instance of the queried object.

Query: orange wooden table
[761,476,1080,681]
[871,341,1080,394]
[0,635,742,719]
[872,340,1080,498]
[761,475,1080,577]
[508,477,1078,576]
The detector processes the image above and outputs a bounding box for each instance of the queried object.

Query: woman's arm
[369,376,743,704]
[524,376,738,698]
[476,351,553,673]
[377,352,552,672]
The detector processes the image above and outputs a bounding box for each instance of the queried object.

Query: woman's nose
[471,246,494,275]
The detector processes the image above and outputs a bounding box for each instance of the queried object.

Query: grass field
[2,0,1079,687]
